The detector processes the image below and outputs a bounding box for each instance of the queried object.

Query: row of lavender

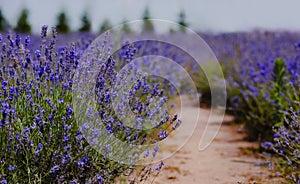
[203,31,300,183]
[0,27,184,183]
[1,26,299,183]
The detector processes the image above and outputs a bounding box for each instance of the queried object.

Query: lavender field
[0,27,299,183]
[0,1,300,183]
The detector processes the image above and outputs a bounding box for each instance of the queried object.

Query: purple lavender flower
[106,123,113,134]
[50,165,60,173]
[81,156,89,164]
[155,161,164,173]
[152,145,160,157]
[15,34,21,47]
[70,179,78,184]
[93,174,105,183]
[24,35,30,47]
[143,149,150,158]
[261,142,273,150]
[41,25,48,38]
[77,161,85,167]
[62,154,71,165]
[8,165,15,171]
[158,130,168,140]
[66,105,73,116]
[35,143,43,155]
[2,81,8,90]
[103,144,112,154]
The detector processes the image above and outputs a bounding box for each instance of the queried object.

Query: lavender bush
[203,31,300,182]
[0,26,180,183]
[262,103,300,183]
[204,31,300,141]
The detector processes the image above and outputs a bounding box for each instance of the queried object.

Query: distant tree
[15,9,31,33]
[142,7,154,32]
[99,18,112,33]
[120,19,132,34]
[56,11,70,33]
[177,10,188,32]
[79,12,91,32]
[0,9,10,31]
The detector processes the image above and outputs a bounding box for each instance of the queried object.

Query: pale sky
[0,0,299,33]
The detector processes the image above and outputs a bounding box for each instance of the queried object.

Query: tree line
[0,7,188,34]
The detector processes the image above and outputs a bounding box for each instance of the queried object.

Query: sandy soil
[150,98,283,184]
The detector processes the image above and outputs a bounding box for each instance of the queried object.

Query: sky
[0,0,299,33]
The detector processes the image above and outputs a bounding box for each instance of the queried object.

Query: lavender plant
[0,26,180,183]
[262,103,300,183]
[229,57,299,141]
[205,31,300,141]
[203,31,300,182]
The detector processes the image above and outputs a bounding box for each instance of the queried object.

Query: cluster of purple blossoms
[204,31,300,183]
[0,25,182,183]
[204,31,300,141]
[262,104,300,183]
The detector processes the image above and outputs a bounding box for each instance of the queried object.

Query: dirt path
[151,98,281,184]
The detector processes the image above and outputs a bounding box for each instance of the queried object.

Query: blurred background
[0,0,299,34]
